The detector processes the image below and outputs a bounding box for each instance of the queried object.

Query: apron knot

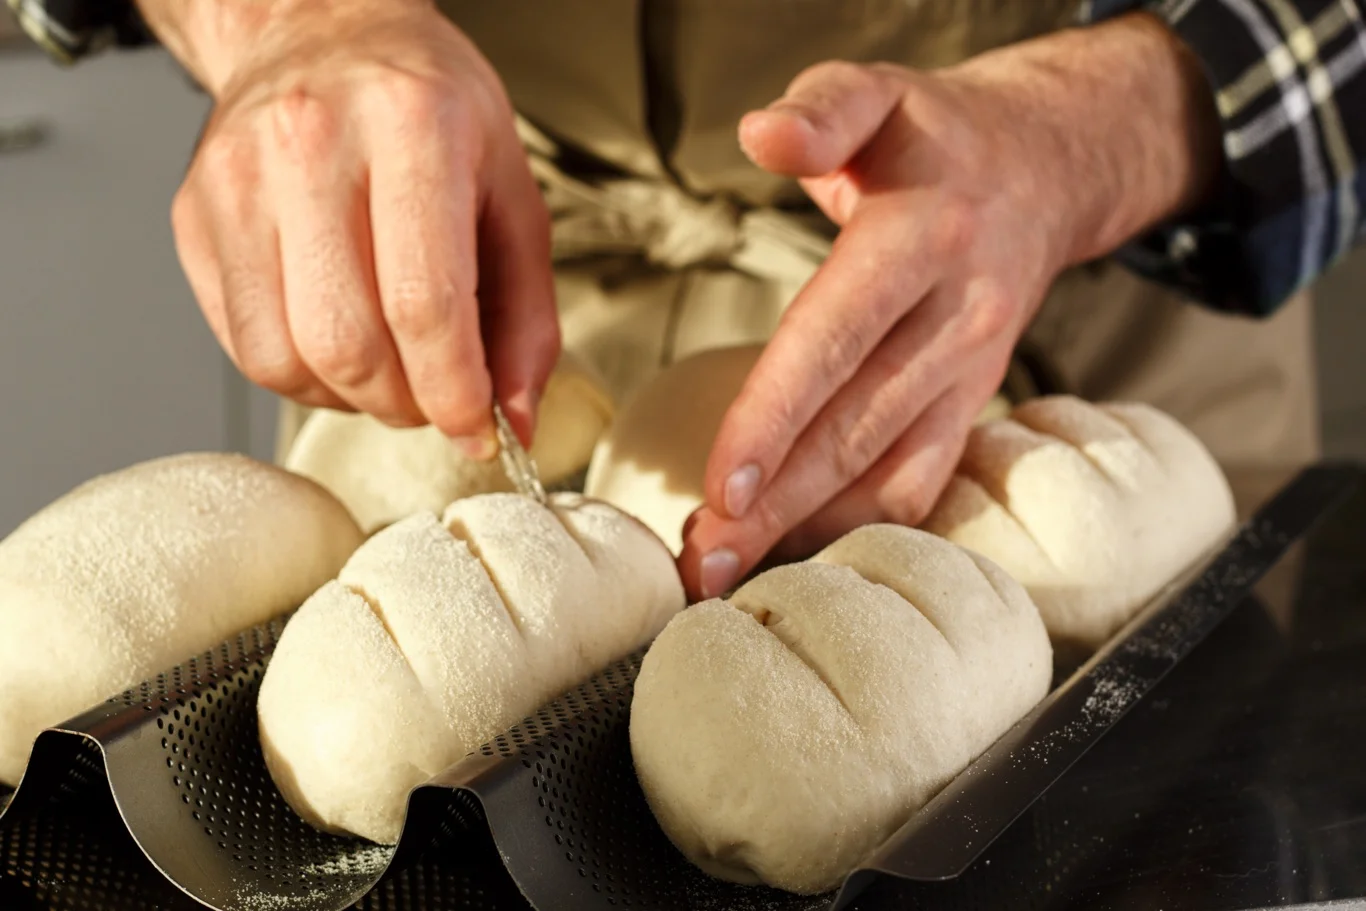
[610,182,742,269]
[538,174,743,270]
[516,114,833,287]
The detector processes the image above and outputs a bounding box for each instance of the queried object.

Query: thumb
[739,61,903,178]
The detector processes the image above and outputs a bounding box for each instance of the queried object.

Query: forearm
[951,11,1223,269]
[132,0,432,96]
[130,0,274,94]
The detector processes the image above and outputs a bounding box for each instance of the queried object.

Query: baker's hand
[677,15,1221,599]
[167,0,557,453]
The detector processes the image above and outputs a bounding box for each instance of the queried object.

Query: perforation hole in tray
[480,656,645,904]
[480,653,830,911]
[2,808,173,909]
[1,740,199,910]
[143,618,394,902]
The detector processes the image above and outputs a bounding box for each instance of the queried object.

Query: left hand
[676,16,1221,600]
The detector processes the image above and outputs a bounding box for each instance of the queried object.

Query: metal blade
[492,403,548,505]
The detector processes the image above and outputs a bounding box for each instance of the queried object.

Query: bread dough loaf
[586,344,1015,555]
[0,453,364,786]
[630,525,1051,895]
[258,492,685,843]
[585,345,761,554]
[922,395,1237,657]
[286,352,615,534]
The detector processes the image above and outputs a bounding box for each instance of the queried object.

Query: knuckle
[736,385,801,459]
[222,265,276,311]
[237,341,309,395]
[960,281,1018,348]
[363,390,424,429]
[828,413,887,484]
[769,391,801,437]
[224,305,307,395]
[930,197,977,259]
[794,59,863,92]
[868,61,909,83]
[814,319,868,385]
[297,316,382,388]
[374,67,460,129]
[170,188,208,253]
[421,374,493,437]
[889,490,934,527]
[383,277,456,340]
[245,355,311,397]
[199,133,258,194]
[269,89,337,160]
[748,494,793,544]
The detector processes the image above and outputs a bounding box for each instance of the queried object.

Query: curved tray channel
[1,732,204,909]
[97,617,406,910]
[0,724,530,911]
[0,614,529,911]
[1,462,1355,911]
[422,656,835,911]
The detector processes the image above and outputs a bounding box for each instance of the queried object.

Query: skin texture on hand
[136,0,559,453]
[677,12,1223,600]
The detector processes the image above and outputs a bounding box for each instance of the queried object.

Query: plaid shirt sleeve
[1083,0,1366,315]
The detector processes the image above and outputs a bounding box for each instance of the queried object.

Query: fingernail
[724,464,762,518]
[453,429,498,462]
[700,549,741,600]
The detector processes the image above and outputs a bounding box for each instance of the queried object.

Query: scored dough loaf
[0,453,365,786]
[258,491,685,844]
[286,351,616,534]
[630,524,1051,895]
[586,344,1015,555]
[922,395,1237,657]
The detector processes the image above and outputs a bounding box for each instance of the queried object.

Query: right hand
[170,0,558,454]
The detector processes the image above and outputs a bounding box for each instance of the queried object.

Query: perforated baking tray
[1,462,1358,911]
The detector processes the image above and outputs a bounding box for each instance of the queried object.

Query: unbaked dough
[586,344,1015,554]
[585,345,761,553]
[258,491,685,843]
[286,351,615,534]
[630,524,1051,895]
[0,453,364,787]
[922,395,1237,657]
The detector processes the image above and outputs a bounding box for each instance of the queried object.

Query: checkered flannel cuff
[1085,0,1366,314]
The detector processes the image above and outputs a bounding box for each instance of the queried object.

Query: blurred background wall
[1,41,1362,537]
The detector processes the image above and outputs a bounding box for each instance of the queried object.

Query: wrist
[950,12,1223,270]
[134,0,434,96]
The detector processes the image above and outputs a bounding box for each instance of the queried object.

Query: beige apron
[277,0,1321,516]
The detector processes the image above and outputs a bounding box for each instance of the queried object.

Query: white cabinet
[0,46,269,537]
